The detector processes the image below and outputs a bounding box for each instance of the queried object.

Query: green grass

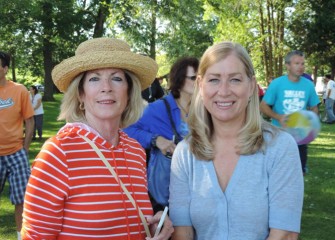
[299,122,335,240]
[0,95,334,240]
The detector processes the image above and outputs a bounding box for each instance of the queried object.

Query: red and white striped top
[22,123,153,240]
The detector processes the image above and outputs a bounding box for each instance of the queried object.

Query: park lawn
[0,94,334,240]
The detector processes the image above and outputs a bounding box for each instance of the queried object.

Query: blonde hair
[58,70,144,128]
[188,41,276,160]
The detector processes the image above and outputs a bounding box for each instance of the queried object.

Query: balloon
[285,110,321,145]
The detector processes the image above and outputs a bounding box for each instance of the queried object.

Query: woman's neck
[212,117,245,141]
[176,92,192,115]
[0,78,7,87]
[86,118,120,146]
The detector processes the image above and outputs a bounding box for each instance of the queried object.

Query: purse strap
[162,97,181,143]
[80,135,152,238]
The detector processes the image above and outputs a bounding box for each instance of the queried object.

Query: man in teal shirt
[260,50,320,175]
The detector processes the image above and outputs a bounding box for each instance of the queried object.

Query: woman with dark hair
[29,85,44,140]
[124,57,199,210]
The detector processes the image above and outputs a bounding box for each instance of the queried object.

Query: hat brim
[52,51,158,92]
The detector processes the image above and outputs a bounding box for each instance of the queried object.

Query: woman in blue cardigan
[124,57,199,210]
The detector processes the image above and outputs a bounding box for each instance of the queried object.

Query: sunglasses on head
[186,75,196,81]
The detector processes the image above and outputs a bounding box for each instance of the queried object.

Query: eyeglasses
[186,75,196,81]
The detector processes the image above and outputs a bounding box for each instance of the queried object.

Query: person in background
[268,76,275,84]
[169,41,304,240]
[21,38,173,240]
[260,50,320,175]
[257,83,265,102]
[29,85,44,140]
[0,51,34,240]
[302,72,314,82]
[321,77,328,105]
[323,74,335,124]
[141,78,165,169]
[124,57,199,212]
[142,78,165,103]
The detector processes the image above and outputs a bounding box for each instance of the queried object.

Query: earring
[79,102,85,110]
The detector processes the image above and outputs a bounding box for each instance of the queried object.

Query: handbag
[80,134,152,238]
[147,98,182,207]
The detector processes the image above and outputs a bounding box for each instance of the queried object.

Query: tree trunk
[93,7,105,37]
[331,61,335,79]
[93,0,111,38]
[43,38,55,101]
[278,4,285,76]
[266,0,273,79]
[41,1,55,101]
[312,65,318,85]
[259,1,269,83]
[11,55,16,82]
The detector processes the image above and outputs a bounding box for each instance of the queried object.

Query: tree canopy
[1,0,334,99]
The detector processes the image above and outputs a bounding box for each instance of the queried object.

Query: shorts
[0,148,31,205]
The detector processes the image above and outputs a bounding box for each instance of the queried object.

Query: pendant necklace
[177,100,189,118]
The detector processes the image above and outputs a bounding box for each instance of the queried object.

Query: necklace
[177,99,189,118]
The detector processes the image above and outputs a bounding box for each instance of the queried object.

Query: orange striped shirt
[22,123,153,240]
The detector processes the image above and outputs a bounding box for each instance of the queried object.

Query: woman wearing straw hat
[21,38,173,240]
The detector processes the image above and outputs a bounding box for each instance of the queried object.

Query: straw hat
[52,38,158,92]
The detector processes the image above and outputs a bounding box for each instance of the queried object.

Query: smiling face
[199,54,255,126]
[80,68,128,128]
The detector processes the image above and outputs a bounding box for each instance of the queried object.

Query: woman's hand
[146,211,174,240]
[266,229,299,240]
[156,136,176,156]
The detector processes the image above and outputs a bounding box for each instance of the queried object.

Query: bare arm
[23,117,34,152]
[171,226,194,240]
[34,98,42,110]
[267,229,299,240]
[260,101,287,127]
[326,88,331,98]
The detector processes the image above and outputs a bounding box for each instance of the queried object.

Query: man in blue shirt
[260,50,320,175]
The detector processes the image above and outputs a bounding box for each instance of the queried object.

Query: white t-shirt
[326,80,335,100]
[31,93,44,115]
